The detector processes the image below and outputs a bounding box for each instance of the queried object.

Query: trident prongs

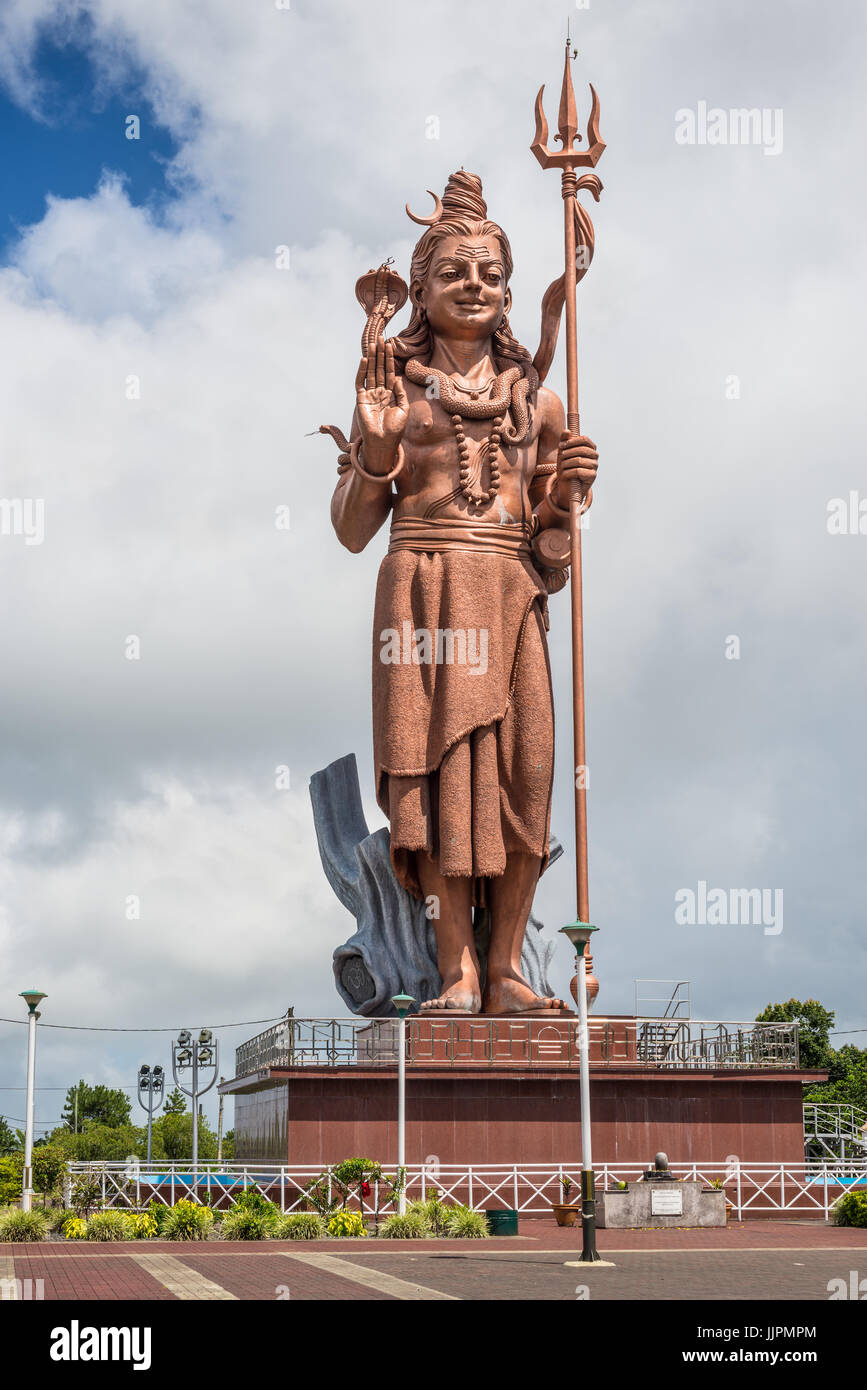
[531,39,605,171]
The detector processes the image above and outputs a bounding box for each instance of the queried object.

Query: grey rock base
[310,753,561,1017]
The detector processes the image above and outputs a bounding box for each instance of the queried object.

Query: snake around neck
[404,358,534,446]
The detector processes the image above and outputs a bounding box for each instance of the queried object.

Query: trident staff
[530,36,605,957]
[534,37,606,1263]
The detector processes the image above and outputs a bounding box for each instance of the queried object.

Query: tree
[48,1123,149,1162]
[0,1155,23,1205]
[0,1116,17,1156]
[164,1087,187,1115]
[756,999,835,1070]
[153,1112,217,1162]
[32,1145,68,1204]
[805,1045,867,1112]
[62,1082,131,1131]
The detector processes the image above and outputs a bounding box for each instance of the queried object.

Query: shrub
[220,1206,279,1241]
[833,1190,867,1228]
[326,1210,367,1238]
[378,1211,430,1239]
[163,1200,214,1241]
[233,1188,277,1215]
[62,1217,88,1240]
[70,1176,102,1218]
[0,1208,49,1242]
[447,1205,489,1239]
[146,1200,170,1233]
[48,1207,76,1233]
[408,1192,450,1235]
[126,1212,158,1239]
[86,1211,132,1242]
[274,1212,326,1240]
[331,1157,382,1183]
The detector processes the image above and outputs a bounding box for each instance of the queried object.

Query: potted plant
[552,1175,579,1227]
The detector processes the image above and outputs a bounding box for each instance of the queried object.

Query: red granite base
[231,1064,818,1168]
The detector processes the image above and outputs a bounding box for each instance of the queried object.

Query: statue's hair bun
[441,170,487,221]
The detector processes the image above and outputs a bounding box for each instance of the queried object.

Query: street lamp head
[177,1029,191,1046]
[198,1028,212,1045]
[176,1047,192,1067]
[20,990,46,1015]
[560,922,598,955]
[197,1047,214,1064]
[139,1064,150,1076]
[391,993,415,1018]
[153,1065,164,1079]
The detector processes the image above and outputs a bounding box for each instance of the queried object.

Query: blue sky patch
[0,27,180,255]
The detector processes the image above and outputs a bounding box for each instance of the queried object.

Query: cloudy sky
[0,0,864,1132]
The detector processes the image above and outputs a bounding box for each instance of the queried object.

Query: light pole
[171,1029,218,1194]
[137,1064,165,1164]
[391,995,414,1215]
[19,989,46,1212]
[560,924,601,1263]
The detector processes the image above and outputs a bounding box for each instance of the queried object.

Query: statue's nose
[463,263,482,291]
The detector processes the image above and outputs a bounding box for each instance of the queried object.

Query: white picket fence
[66,1160,867,1222]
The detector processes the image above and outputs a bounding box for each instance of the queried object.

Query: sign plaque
[650,1186,683,1216]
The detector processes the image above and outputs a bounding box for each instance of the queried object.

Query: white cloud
[0,0,864,1119]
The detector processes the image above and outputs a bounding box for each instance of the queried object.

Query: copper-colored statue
[323,43,603,1017]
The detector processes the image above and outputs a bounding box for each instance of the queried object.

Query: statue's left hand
[556,431,598,507]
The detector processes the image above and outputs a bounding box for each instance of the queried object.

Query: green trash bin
[485,1208,519,1236]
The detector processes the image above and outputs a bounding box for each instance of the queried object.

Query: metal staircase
[804,1103,867,1164]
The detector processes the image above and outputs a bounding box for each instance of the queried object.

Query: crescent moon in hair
[405,190,443,226]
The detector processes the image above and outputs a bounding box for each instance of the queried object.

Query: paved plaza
[4,1222,865,1302]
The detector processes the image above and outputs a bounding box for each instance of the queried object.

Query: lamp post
[19,989,46,1212]
[136,1064,165,1164]
[560,925,601,1263]
[171,1028,218,1195]
[390,995,414,1214]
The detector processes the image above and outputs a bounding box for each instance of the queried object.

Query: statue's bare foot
[483,971,566,1016]
[420,973,481,1014]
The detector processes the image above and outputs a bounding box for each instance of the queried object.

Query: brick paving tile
[334,1248,867,1301]
[522,1220,867,1251]
[4,1223,865,1302]
[172,1251,393,1301]
[131,1253,237,1300]
[9,1253,175,1301]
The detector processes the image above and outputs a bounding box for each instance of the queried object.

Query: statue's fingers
[384,340,395,391]
[355,357,368,393]
[391,371,409,410]
[375,338,386,389]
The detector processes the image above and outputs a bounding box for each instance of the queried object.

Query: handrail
[234,1015,799,1076]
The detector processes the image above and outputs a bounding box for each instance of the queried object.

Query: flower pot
[552,1202,579,1227]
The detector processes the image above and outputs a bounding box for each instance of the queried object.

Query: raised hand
[355,338,409,475]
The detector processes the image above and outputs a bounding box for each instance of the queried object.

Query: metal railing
[234,1015,799,1076]
[66,1159,866,1221]
[633,979,691,1019]
[804,1103,867,1164]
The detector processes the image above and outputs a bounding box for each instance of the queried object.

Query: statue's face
[416,233,510,341]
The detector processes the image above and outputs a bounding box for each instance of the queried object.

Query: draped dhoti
[373,516,554,901]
